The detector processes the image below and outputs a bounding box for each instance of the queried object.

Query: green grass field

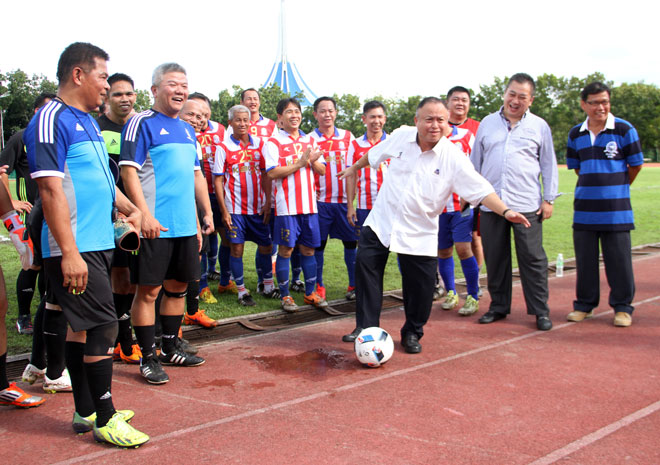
[3,167,659,355]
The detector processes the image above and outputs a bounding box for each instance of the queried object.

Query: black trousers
[355,227,437,339]
[573,229,635,314]
[480,211,550,316]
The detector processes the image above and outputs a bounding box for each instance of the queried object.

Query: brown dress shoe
[613,312,632,327]
[567,310,594,322]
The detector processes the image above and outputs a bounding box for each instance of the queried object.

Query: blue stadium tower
[263,0,318,107]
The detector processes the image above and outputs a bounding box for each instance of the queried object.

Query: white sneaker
[22,363,46,385]
[43,368,73,393]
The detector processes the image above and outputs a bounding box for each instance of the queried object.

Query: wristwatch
[545,199,554,205]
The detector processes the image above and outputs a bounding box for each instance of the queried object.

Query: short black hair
[581,82,611,101]
[56,42,109,84]
[276,98,301,115]
[447,86,471,100]
[313,96,336,112]
[417,96,446,110]
[240,88,259,101]
[189,92,211,106]
[107,73,134,89]
[415,97,446,118]
[363,100,386,114]
[507,73,536,96]
[34,92,57,111]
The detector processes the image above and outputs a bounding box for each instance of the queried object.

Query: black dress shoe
[478,311,507,324]
[536,316,553,331]
[342,327,363,343]
[401,334,422,354]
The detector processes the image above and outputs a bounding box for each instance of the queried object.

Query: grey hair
[228,104,251,121]
[152,63,186,86]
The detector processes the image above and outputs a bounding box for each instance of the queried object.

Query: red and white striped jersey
[227,115,277,139]
[212,135,266,215]
[264,130,320,216]
[454,118,480,142]
[309,128,354,204]
[197,120,226,193]
[444,126,475,212]
[347,132,388,210]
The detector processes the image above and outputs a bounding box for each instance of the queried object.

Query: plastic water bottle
[556,253,564,277]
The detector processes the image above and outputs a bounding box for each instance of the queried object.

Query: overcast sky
[2,0,657,102]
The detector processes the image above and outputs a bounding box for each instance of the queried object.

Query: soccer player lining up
[120,63,213,385]
[96,72,142,363]
[25,42,148,446]
[309,97,357,301]
[265,98,327,312]
[345,101,389,237]
[213,105,278,305]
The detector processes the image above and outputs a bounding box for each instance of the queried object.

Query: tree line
[2,69,659,163]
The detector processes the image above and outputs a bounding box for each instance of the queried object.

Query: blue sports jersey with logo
[119,110,200,238]
[24,100,115,258]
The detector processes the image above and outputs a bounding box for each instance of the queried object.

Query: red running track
[3,253,660,464]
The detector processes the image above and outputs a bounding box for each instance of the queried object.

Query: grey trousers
[480,211,550,316]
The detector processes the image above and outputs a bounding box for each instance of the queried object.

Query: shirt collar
[314,127,339,138]
[360,131,387,142]
[498,106,529,125]
[579,113,615,132]
[229,134,254,146]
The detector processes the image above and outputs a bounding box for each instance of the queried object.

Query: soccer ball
[354,327,394,367]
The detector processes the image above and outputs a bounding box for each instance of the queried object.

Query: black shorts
[472,208,481,234]
[26,201,44,268]
[129,235,200,285]
[43,250,116,332]
[112,246,132,268]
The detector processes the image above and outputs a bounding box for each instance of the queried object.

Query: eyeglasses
[586,100,610,107]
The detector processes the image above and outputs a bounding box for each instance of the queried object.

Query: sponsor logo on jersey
[75,123,84,131]
[185,128,194,142]
[160,128,169,135]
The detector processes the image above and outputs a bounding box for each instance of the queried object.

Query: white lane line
[52,295,660,465]
[528,399,660,465]
[113,378,237,408]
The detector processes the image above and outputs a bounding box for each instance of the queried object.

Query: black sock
[0,352,8,390]
[186,281,200,316]
[154,289,163,338]
[114,293,134,355]
[16,269,39,317]
[65,342,94,417]
[44,309,67,379]
[160,314,183,354]
[29,300,47,369]
[84,358,115,427]
[133,325,156,361]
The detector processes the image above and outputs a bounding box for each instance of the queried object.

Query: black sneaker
[16,315,33,335]
[140,357,169,384]
[159,348,205,367]
[261,287,280,299]
[257,282,264,294]
[175,337,198,355]
[238,293,256,307]
[207,270,221,281]
[289,280,305,293]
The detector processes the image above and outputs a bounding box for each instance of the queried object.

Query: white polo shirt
[364,127,494,257]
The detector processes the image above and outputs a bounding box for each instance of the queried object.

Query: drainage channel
[7,242,660,381]
[6,292,404,382]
